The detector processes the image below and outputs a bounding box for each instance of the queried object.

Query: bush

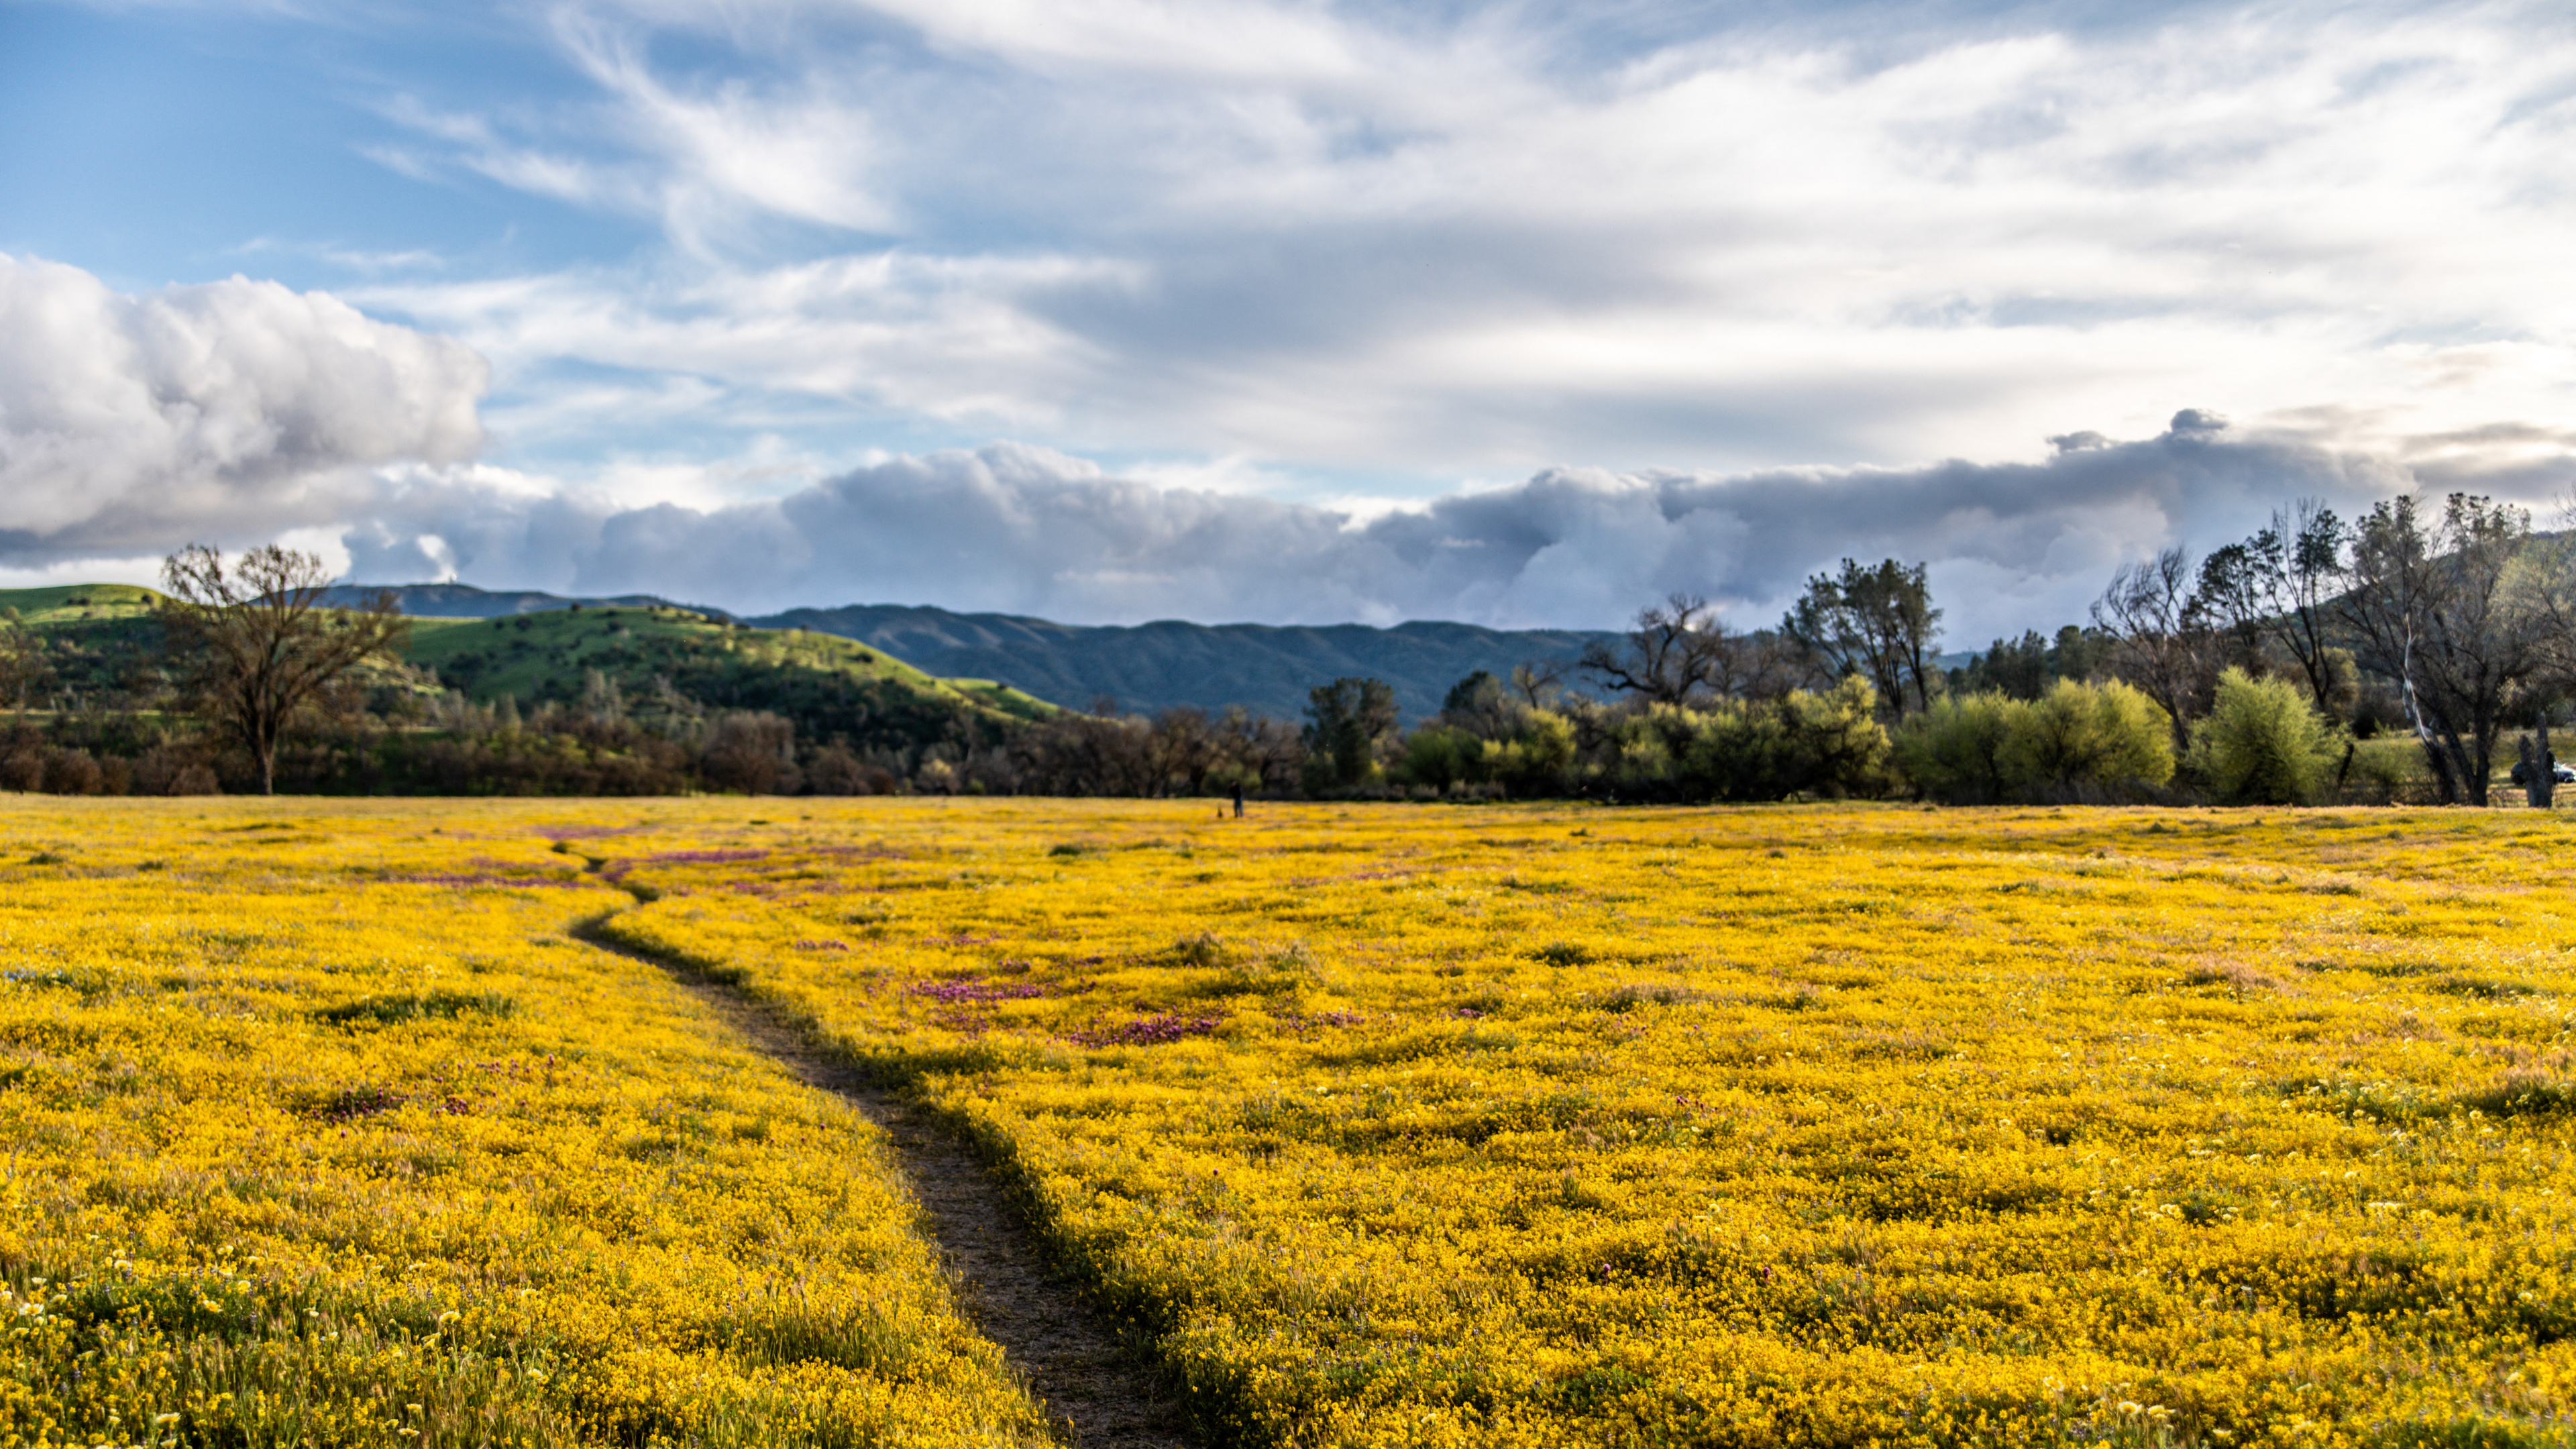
[1398,724,1483,792]
[41,747,105,796]
[2190,667,2334,804]
[702,711,802,795]
[2004,678,2174,799]
[1595,678,1891,803]
[1892,692,2023,804]
[1895,680,2172,804]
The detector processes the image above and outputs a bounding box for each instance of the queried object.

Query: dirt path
[571,922,1201,1449]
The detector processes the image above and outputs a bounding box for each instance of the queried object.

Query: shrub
[1896,681,2171,803]
[2190,667,2334,804]
[1892,692,2025,804]
[2003,678,2174,799]
[1598,678,1890,803]
[1398,724,1483,791]
[1472,711,1575,797]
[702,711,802,795]
[41,747,105,796]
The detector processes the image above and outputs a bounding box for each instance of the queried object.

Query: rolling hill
[23,580,1622,725]
[403,606,1055,745]
[754,604,1617,721]
[1,586,1054,752]
[317,582,731,620]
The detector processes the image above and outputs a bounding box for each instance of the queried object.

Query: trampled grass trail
[9,796,2576,1448]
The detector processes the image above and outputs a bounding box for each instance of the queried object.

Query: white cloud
[0,255,490,561]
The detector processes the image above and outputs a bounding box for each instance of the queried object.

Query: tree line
[2,506,2569,804]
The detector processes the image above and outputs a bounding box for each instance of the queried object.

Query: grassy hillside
[0,584,168,708]
[319,582,722,619]
[405,605,1057,745]
[1,586,1058,752]
[0,582,161,623]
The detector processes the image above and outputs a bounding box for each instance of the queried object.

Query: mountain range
[327,584,1619,722]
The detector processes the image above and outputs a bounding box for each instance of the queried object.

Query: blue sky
[3,0,2571,637]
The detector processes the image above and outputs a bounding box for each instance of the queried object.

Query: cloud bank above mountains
[331,423,2415,643]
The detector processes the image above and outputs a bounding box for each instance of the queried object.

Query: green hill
[0,585,168,709]
[328,584,1619,722]
[0,584,162,623]
[399,606,1058,746]
[1,587,1057,751]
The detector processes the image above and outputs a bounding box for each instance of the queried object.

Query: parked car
[2508,759,2576,786]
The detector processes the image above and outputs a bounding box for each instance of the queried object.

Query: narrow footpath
[572,922,1202,1449]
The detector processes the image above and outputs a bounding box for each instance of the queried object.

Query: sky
[1,0,2571,643]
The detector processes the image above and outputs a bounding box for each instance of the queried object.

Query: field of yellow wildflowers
[594,799,2576,1449]
[0,800,1051,1449]
[9,796,2576,1449]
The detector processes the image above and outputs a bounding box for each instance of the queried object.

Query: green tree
[1302,676,1399,790]
[1954,631,2051,700]
[2189,667,2334,804]
[1782,559,1942,714]
[2196,500,2351,715]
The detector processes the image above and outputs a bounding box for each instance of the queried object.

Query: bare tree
[158,543,409,795]
[2337,494,2544,806]
[1581,594,1762,706]
[2090,547,2212,750]
[702,710,802,794]
[2271,499,2351,715]
[2194,500,2351,714]
[1781,560,1942,714]
[1509,660,1567,709]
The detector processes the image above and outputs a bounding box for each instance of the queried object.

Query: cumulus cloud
[340,417,2466,644]
[0,256,490,564]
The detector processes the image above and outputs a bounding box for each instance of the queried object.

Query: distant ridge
[323,582,735,621]
[335,583,1615,721]
[759,604,1617,722]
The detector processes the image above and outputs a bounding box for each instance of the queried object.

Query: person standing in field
[1232,782,1244,818]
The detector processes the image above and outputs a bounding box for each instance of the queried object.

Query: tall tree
[2270,500,2351,716]
[158,543,409,795]
[2195,500,2350,714]
[2090,547,2211,750]
[2337,494,2542,806]
[1782,559,1941,714]
[1303,676,1399,788]
[1957,630,2052,700]
[1509,660,1568,709]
